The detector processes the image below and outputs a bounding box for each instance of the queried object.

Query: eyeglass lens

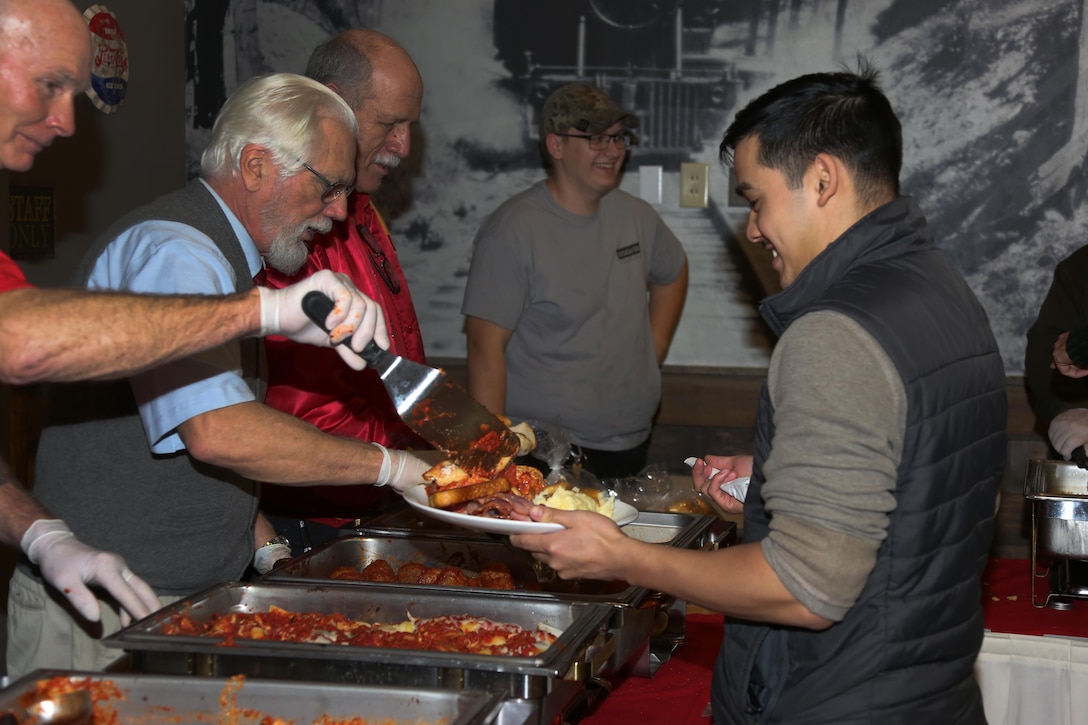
[589,133,629,150]
[302,162,352,204]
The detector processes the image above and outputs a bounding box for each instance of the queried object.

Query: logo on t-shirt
[616,243,641,260]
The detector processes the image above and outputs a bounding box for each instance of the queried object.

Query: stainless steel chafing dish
[104,581,612,725]
[1025,458,1088,608]
[0,670,509,725]
[278,511,734,677]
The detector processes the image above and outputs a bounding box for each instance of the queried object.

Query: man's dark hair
[305,33,374,110]
[720,60,902,206]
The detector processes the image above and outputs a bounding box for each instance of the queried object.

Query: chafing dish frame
[1024,458,1088,608]
[104,581,613,723]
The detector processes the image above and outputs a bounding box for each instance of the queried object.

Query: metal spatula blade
[302,292,520,463]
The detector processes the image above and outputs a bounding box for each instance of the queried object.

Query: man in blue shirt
[0,0,397,652]
[8,73,430,676]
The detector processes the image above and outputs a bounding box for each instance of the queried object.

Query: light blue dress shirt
[86,180,265,454]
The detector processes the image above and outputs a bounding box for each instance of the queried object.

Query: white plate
[401,485,638,535]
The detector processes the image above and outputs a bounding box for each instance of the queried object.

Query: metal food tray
[0,670,507,725]
[105,581,612,723]
[1025,459,1088,559]
[1025,458,1088,500]
[269,511,728,677]
[1024,459,1088,608]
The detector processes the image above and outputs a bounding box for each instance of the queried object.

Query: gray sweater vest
[714,197,1006,723]
[30,181,260,596]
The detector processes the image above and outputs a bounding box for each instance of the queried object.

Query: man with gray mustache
[258,29,432,553]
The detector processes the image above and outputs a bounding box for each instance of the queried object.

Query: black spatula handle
[301,291,383,367]
[1073,445,1088,470]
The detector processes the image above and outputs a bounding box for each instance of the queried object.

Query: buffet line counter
[584,557,1088,725]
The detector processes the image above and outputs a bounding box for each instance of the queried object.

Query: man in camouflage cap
[463,82,688,478]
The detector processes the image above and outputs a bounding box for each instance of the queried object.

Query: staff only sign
[83,4,129,113]
[8,187,55,260]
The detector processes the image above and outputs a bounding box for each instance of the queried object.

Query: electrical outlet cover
[680,162,710,208]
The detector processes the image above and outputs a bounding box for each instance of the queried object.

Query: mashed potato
[533,483,617,520]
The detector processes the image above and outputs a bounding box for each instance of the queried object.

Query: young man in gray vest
[510,64,1006,722]
[7,73,430,676]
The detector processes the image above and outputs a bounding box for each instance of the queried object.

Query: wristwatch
[259,534,291,550]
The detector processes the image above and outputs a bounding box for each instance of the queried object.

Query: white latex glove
[1049,408,1088,460]
[21,519,161,625]
[374,444,431,491]
[258,269,390,370]
[253,542,293,576]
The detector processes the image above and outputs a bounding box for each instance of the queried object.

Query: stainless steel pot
[1024,459,1088,559]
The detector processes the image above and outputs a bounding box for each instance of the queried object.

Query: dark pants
[521,438,651,481]
[578,439,652,479]
[266,515,344,557]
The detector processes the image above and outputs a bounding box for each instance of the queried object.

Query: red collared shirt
[260,195,429,524]
[0,252,33,293]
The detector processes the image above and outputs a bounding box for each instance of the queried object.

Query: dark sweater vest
[713,198,1007,724]
[30,181,260,596]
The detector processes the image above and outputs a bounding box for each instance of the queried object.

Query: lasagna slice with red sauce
[160,606,557,657]
[423,421,538,510]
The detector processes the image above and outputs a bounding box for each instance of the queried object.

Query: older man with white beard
[10,73,431,676]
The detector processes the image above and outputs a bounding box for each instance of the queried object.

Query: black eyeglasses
[356,223,401,295]
[553,132,631,150]
[300,161,353,204]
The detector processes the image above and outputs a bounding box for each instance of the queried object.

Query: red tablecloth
[981,557,1088,638]
[583,612,721,725]
[582,558,1088,724]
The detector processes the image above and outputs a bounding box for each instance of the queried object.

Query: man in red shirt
[0,0,389,627]
[260,29,430,552]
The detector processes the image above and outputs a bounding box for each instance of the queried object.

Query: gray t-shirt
[462,181,686,449]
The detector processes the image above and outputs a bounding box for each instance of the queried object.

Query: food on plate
[424,459,547,509]
[329,559,516,590]
[508,420,536,456]
[424,463,514,507]
[421,421,619,523]
[533,482,617,518]
[161,606,557,656]
[438,413,530,484]
[422,417,542,509]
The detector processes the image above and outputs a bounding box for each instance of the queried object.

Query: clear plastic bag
[609,463,713,514]
[524,419,595,487]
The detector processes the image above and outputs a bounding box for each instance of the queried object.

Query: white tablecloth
[976,631,1088,725]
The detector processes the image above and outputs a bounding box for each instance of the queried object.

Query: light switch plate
[639,165,663,205]
[680,162,710,208]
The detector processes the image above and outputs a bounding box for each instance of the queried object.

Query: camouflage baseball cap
[540,83,639,138]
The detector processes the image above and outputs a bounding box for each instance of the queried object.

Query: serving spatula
[301,291,520,468]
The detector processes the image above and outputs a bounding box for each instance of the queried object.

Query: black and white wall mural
[184,0,1088,374]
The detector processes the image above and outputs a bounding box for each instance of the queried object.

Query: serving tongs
[302,292,520,469]
[0,690,91,725]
